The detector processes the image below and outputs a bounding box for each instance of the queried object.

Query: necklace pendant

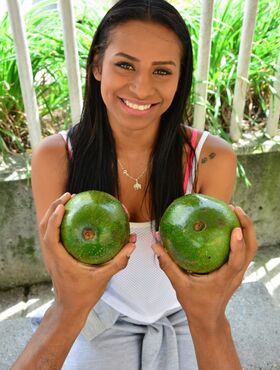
[133,180,142,190]
[123,169,128,176]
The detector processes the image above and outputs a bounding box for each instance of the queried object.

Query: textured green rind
[159,194,240,273]
[60,191,130,265]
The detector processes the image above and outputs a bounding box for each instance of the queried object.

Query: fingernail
[55,204,62,214]
[153,231,161,242]
[130,233,137,243]
[236,227,243,241]
[236,206,245,214]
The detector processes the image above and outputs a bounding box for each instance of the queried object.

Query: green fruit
[159,194,240,274]
[60,190,130,265]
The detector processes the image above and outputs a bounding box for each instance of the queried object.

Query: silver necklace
[117,159,147,190]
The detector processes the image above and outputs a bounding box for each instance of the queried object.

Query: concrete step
[0,245,279,369]
[227,282,280,369]
[0,317,33,370]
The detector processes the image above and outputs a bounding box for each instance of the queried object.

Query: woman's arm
[153,134,257,369]
[31,134,69,223]
[11,303,87,370]
[11,193,136,369]
[195,132,237,203]
[11,138,136,369]
[153,206,257,370]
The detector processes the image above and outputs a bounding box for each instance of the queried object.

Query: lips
[120,98,158,112]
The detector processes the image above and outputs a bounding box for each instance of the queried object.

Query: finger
[40,192,72,236]
[44,203,66,247]
[129,233,137,244]
[155,231,161,242]
[101,242,136,278]
[234,206,258,263]
[224,227,246,279]
[151,243,184,284]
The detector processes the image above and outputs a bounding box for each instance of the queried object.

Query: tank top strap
[195,131,209,161]
[184,130,209,194]
[190,128,198,148]
[59,130,73,160]
[183,128,198,193]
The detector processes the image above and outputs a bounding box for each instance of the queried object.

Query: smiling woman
[93,21,181,132]
[11,1,257,370]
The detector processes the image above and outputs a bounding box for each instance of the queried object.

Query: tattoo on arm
[201,152,216,164]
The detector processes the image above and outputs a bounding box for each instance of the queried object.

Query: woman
[12,0,257,369]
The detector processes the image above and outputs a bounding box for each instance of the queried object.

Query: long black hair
[66,0,194,230]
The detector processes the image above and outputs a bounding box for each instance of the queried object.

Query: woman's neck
[110,121,160,159]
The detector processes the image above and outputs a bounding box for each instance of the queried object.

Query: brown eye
[115,62,134,71]
[154,69,171,76]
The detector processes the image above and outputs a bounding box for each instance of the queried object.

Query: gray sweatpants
[30,299,198,370]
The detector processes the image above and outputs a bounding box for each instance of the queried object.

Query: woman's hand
[40,192,136,320]
[152,206,257,330]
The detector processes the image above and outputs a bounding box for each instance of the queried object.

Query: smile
[122,99,152,111]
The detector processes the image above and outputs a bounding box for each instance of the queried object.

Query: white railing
[58,0,83,125]
[6,0,42,150]
[266,51,280,137]
[193,0,214,131]
[228,0,259,141]
[6,0,280,150]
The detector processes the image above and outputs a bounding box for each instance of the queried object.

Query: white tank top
[60,130,209,323]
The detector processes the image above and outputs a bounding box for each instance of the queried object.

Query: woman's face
[93,20,182,133]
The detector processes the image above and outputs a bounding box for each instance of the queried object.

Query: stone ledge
[0,153,31,182]
[0,140,279,288]
[1,131,280,181]
[232,131,280,155]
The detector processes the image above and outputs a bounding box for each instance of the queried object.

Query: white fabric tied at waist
[82,299,189,370]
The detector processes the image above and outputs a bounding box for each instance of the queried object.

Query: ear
[92,54,102,81]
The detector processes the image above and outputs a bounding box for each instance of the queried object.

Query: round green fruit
[60,190,130,265]
[159,194,240,274]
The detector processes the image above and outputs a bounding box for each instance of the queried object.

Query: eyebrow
[114,52,177,67]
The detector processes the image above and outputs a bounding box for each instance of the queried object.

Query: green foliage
[0,0,104,153]
[0,0,279,155]
[183,0,280,137]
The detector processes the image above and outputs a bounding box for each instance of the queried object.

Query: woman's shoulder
[202,131,234,156]
[193,129,237,202]
[32,132,68,160]
[31,133,70,221]
[186,127,232,151]
[31,133,69,179]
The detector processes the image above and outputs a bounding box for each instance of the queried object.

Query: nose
[129,72,155,100]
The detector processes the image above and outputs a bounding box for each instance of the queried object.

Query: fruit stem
[193,221,206,232]
[82,228,95,240]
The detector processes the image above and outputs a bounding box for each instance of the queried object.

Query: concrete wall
[0,147,280,289]
[233,150,280,247]
[0,176,49,289]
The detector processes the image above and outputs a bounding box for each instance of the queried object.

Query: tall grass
[0,1,68,153]
[0,0,105,154]
[182,0,280,140]
[0,0,279,155]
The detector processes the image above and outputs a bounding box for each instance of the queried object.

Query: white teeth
[123,99,152,111]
